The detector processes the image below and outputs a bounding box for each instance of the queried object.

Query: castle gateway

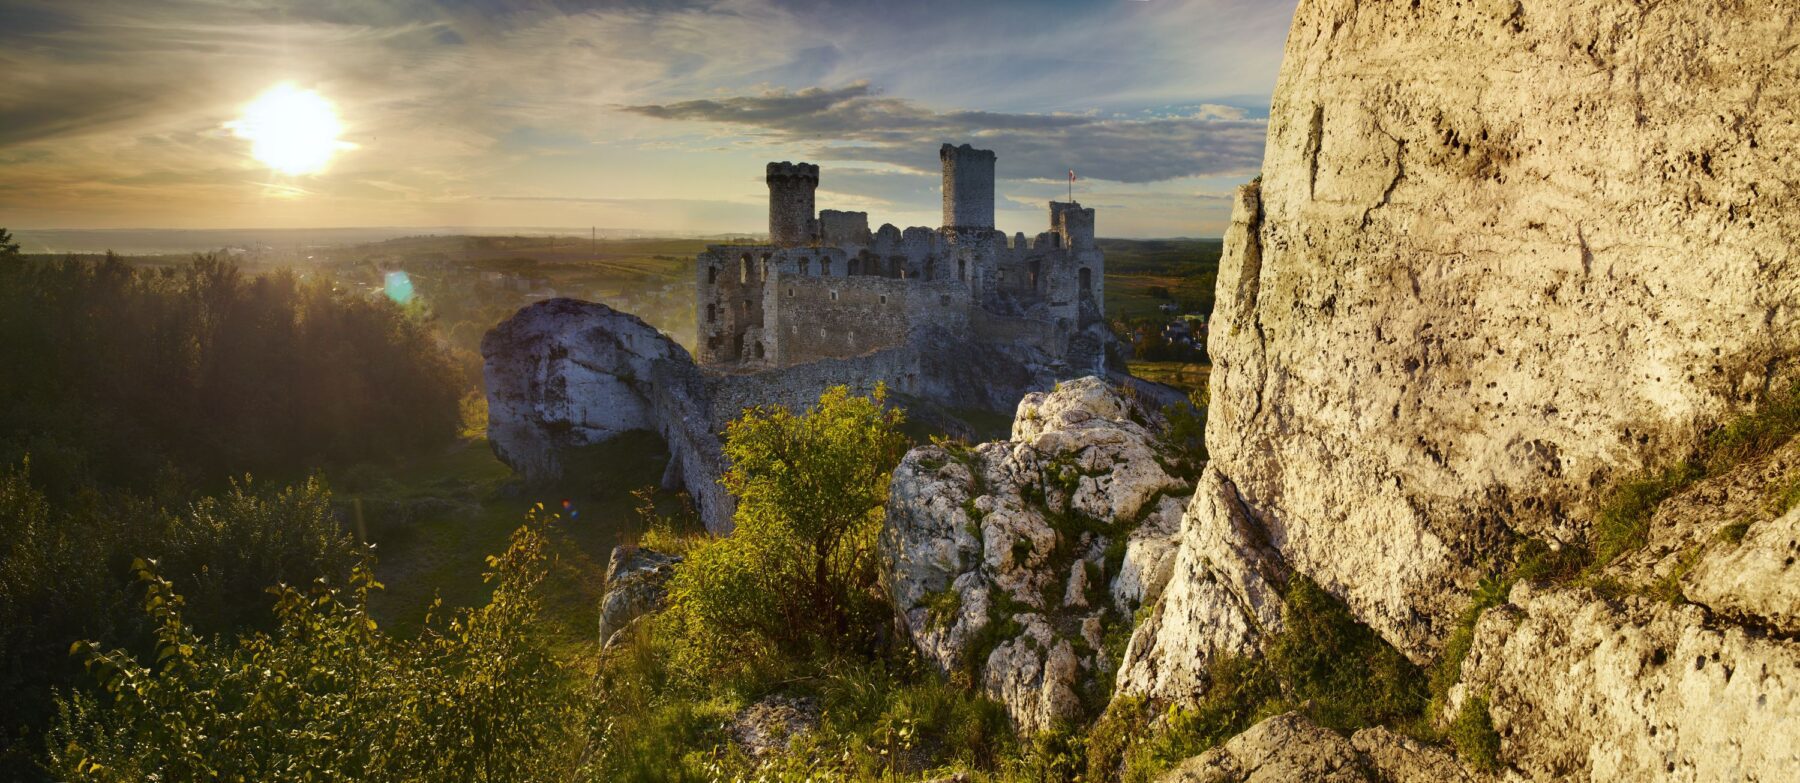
[695,143,1105,370]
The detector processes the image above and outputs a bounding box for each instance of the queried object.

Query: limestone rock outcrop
[597,545,681,649]
[1605,434,1800,633]
[1447,582,1800,780]
[1114,467,1288,702]
[882,377,1191,732]
[482,299,733,529]
[1134,0,1800,677]
[1156,712,1482,783]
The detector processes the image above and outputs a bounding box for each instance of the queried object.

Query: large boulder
[482,299,734,529]
[1156,712,1483,783]
[1135,0,1800,679]
[881,377,1191,732]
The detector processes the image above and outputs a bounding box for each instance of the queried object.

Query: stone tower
[1050,201,1096,250]
[940,143,996,231]
[766,162,819,247]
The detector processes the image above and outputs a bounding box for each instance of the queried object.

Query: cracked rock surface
[882,377,1190,732]
[1156,712,1482,783]
[1177,0,1800,666]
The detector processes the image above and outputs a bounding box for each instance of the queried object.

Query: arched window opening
[958,259,967,282]
[706,303,717,323]
[707,265,719,284]
[739,254,752,284]
[801,257,812,276]
[1079,267,1092,293]
[754,341,765,360]
[821,258,832,276]
[1029,260,1042,290]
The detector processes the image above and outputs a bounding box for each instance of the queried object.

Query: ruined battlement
[764,161,820,182]
[697,143,1104,370]
[818,209,871,246]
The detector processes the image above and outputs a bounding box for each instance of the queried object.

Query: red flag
[1069,169,1076,182]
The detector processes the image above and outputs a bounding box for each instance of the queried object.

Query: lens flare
[383,271,414,304]
[228,83,352,175]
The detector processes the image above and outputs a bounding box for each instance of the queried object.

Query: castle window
[707,265,718,284]
[821,259,832,276]
[958,259,967,282]
[788,288,794,297]
[739,254,752,284]
[830,290,838,301]
[879,295,887,305]
[1079,267,1093,293]
[706,303,716,323]
[754,341,765,360]
[801,258,811,275]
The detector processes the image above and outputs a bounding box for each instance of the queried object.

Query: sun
[228,83,352,176]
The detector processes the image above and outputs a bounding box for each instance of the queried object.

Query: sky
[0,0,1300,238]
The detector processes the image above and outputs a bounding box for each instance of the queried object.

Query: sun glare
[228,83,351,176]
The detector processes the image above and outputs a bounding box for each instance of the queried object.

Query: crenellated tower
[940,143,996,232]
[767,161,819,246]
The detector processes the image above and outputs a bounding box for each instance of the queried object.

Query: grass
[328,430,679,656]
[1589,381,1800,568]
[1099,238,1222,322]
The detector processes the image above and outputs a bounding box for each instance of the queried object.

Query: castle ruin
[695,143,1106,373]
[485,143,1146,533]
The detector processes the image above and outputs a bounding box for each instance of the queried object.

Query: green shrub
[1448,694,1501,773]
[0,462,357,775]
[47,512,583,783]
[1591,462,1700,566]
[663,385,908,681]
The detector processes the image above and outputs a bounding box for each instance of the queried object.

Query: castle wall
[762,273,971,366]
[696,244,776,364]
[706,347,922,428]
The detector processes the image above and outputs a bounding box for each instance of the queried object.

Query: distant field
[1100,237,1223,322]
[1128,361,1210,397]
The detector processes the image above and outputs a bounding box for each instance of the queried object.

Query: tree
[0,228,18,258]
[665,385,908,677]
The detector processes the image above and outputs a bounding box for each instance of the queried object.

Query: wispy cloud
[0,0,1297,235]
[618,82,1266,183]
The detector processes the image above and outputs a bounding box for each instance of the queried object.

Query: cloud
[0,0,1294,234]
[618,83,1266,183]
